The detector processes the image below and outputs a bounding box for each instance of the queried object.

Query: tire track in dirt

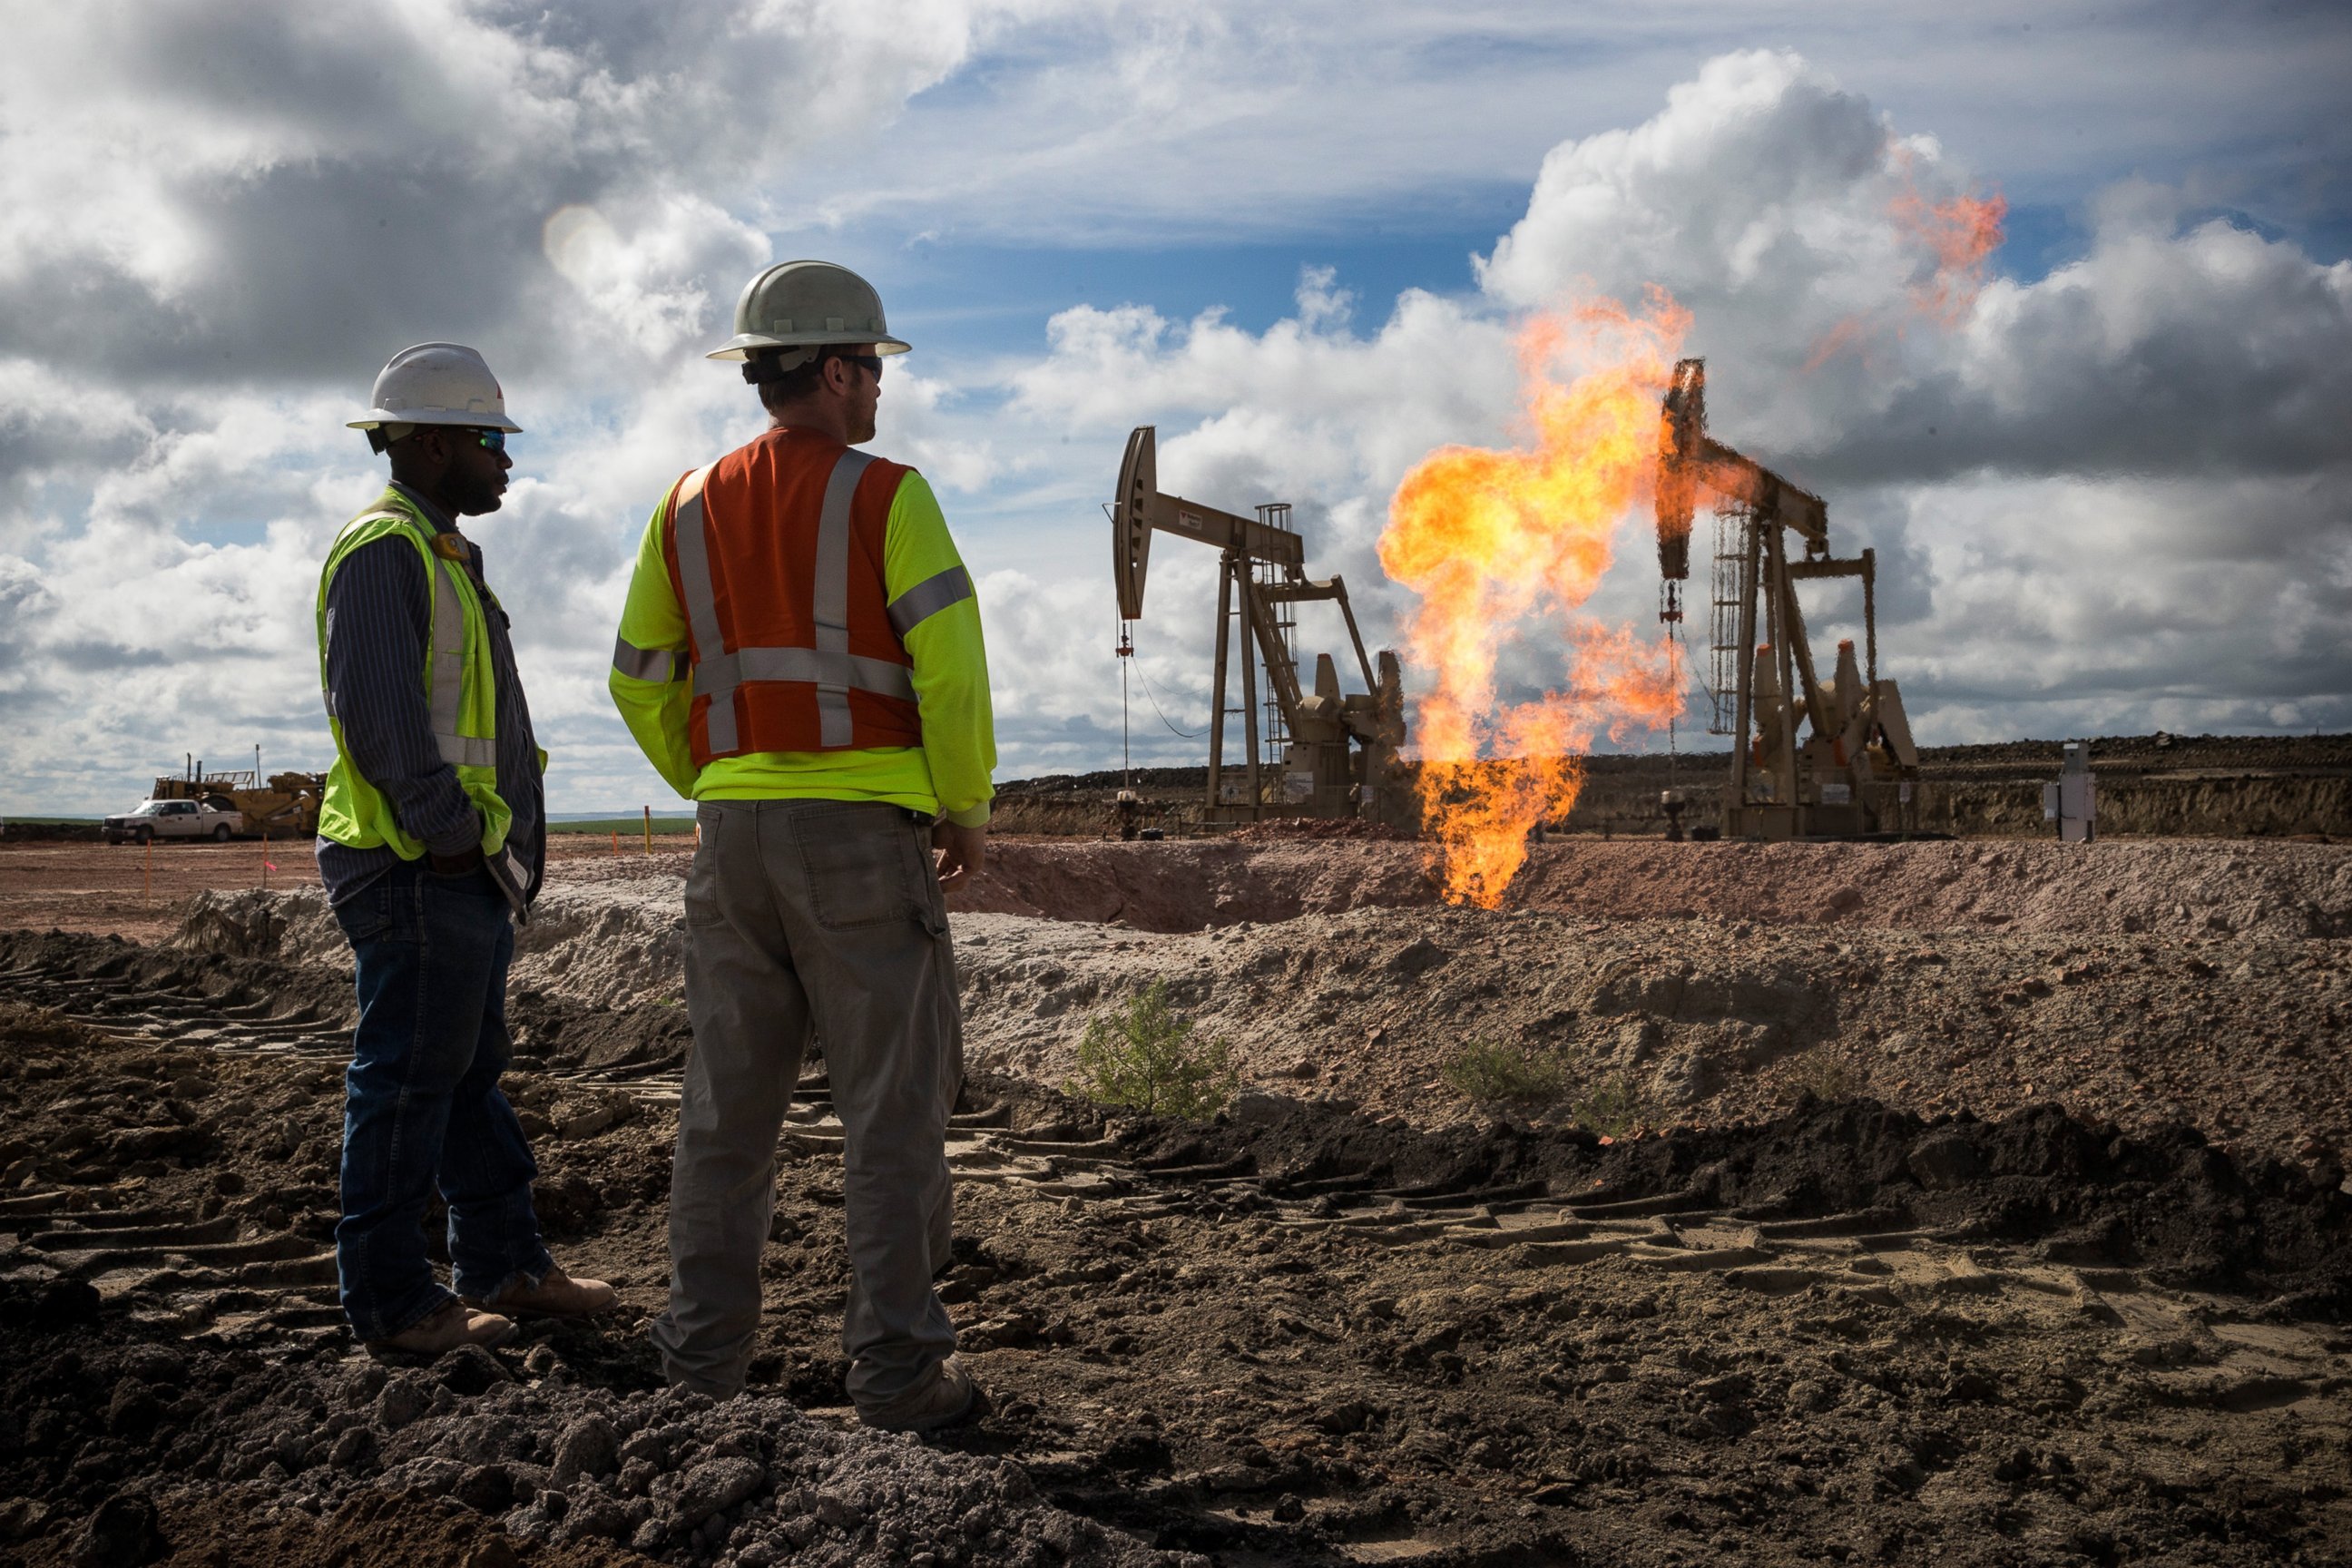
[7,1004,2350,1565]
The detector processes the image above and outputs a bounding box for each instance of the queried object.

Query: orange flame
[1800,313,1878,374]
[1379,289,1691,907]
[1894,182,2007,325]
[1808,151,2006,368]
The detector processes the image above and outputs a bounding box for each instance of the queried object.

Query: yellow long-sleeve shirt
[608,465,996,827]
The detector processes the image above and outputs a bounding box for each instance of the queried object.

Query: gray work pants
[651,799,962,1407]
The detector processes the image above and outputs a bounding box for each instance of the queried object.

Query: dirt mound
[0,1279,1194,1568]
[166,837,2352,997]
[172,880,691,1013]
[950,900,2352,1171]
[173,881,692,1016]
[955,837,2352,939]
[54,832,2352,1174]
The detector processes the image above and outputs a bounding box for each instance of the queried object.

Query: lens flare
[1379,289,1690,908]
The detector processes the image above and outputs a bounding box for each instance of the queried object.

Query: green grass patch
[1067,982,1239,1122]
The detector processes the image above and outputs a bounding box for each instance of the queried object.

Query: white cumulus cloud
[0,16,2346,816]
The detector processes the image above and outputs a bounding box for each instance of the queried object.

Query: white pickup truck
[102,799,246,844]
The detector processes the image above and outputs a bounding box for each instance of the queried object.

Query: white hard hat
[706,260,911,373]
[348,343,523,435]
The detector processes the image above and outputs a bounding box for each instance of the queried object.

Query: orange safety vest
[659,428,957,764]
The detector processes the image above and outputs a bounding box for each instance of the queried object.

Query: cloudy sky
[2,1,2347,816]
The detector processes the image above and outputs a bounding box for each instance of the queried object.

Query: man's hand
[930,819,986,894]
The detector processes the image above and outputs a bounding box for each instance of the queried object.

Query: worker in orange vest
[609,261,994,1431]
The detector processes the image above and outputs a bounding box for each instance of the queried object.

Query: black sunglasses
[837,352,884,378]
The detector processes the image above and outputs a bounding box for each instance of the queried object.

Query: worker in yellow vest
[610,262,995,1431]
[320,343,616,1353]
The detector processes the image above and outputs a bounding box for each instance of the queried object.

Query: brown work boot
[463,1263,618,1321]
[370,1298,514,1355]
[858,1356,981,1434]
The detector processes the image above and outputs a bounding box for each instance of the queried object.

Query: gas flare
[1895,181,2007,325]
[1808,150,2007,368]
[1379,289,1690,908]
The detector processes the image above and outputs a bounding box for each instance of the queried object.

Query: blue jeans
[332,860,552,1340]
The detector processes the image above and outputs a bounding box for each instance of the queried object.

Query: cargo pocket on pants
[798,807,927,930]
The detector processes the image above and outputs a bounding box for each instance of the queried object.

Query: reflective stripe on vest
[669,446,924,755]
[611,632,687,683]
[667,466,731,748]
[485,841,533,921]
[609,571,967,685]
[808,450,876,748]
[426,547,495,769]
[887,564,975,637]
[696,646,916,703]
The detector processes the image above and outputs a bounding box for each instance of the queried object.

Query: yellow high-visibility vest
[314,486,530,889]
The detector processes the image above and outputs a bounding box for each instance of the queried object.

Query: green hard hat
[706,260,911,368]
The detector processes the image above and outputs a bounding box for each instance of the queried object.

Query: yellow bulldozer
[148,760,326,838]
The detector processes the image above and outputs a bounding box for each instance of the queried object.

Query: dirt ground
[2,832,2348,1565]
[0,838,672,946]
[0,840,322,944]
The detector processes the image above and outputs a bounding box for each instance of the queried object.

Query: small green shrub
[1570,1073,1646,1139]
[1788,1048,1856,1102]
[1441,1040,1573,1109]
[1068,983,1239,1121]
[1444,1042,1651,1136]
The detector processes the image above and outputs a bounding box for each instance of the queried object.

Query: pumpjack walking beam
[1656,359,1919,839]
[1112,426,1405,824]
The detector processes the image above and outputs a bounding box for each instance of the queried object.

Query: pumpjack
[1112,426,1406,825]
[1656,359,1920,839]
